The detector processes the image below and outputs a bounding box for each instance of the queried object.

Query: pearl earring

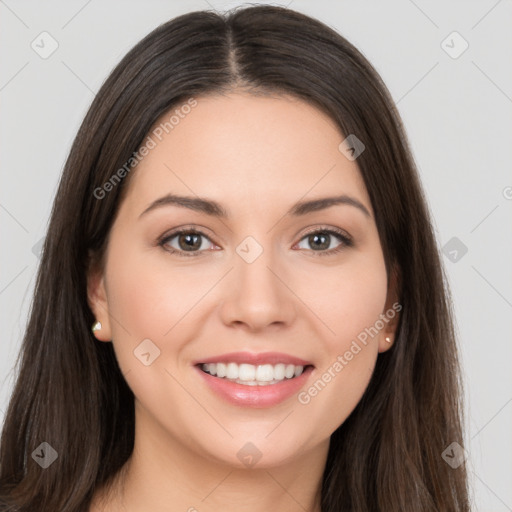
[385,336,391,343]
[92,321,102,333]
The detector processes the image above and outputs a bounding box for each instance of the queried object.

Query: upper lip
[194,351,313,367]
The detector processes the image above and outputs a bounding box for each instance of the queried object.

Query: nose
[218,241,297,332]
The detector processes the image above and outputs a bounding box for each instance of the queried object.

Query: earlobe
[378,262,401,353]
[378,334,395,353]
[87,264,112,342]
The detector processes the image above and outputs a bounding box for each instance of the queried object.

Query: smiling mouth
[197,362,314,386]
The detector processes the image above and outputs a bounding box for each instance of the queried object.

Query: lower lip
[195,365,314,408]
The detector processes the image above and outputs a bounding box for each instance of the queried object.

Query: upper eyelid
[159,225,351,249]
[159,227,215,245]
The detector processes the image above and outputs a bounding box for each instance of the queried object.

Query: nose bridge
[237,233,277,288]
[219,230,296,329]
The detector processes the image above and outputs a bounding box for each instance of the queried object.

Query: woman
[0,5,471,511]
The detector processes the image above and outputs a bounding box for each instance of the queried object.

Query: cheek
[105,244,213,342]
[295,253,387,422]
[333,265,388,344]
[103,246,209,407]
[299,251,388,350]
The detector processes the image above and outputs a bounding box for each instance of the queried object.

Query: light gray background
[1,1,511,510]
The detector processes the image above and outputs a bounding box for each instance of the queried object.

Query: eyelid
[293,226,353,257]
[299,225,352,243]
[157,226,216,257]
[158,224,353,257]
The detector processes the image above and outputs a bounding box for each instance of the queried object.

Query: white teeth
[200,361,308,385]
[274,363,285,380]
[238,363,256,381]
[226,362,238,379]
[285,364,295,378]
[255,364,274,382]
[216,363,226,378]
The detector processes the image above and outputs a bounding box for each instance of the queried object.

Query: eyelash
[158,226,353,258]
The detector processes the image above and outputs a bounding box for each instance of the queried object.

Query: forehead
[120,91,372,219]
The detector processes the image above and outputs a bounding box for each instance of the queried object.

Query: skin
[88,90,399,512]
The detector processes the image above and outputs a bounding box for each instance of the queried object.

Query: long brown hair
[0,5,470,511]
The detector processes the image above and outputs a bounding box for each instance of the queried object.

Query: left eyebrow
[289,195,371,218]
[139,193,371,220]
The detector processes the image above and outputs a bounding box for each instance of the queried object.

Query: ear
[378,262,401,353]
[87,256,112,342]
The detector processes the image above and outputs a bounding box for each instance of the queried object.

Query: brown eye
[295,228,353,256]
[175,232,203,251]
[305,232,332,251]
[159,229,213,257]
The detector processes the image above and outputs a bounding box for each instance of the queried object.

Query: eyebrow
[139,193,371,219]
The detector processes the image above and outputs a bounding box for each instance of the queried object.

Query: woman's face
[89,91,398,469]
